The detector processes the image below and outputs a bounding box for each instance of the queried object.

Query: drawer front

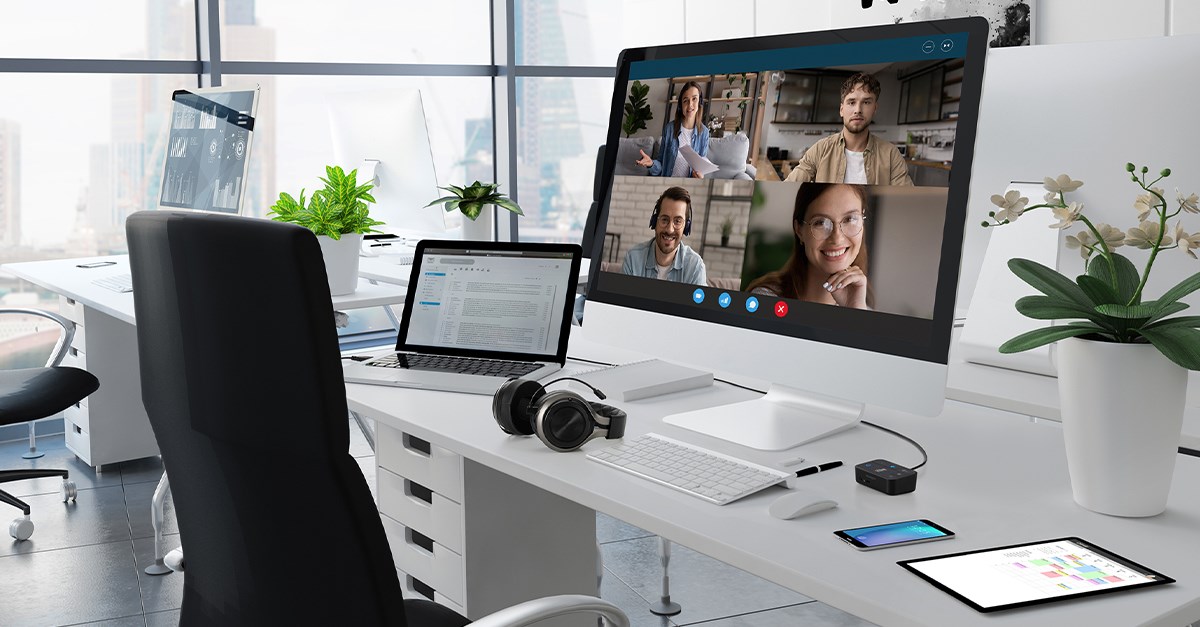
[398,573,467,617]
[62,344,87,369]
[63,400,90,432]
[64,419,92,464]
[377,468,464,555]
[377,426,463,503]
[58,295,84,324]
[381,515,464,605]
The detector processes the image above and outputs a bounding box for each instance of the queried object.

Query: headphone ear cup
[649,212,657,230]
[683,218,692,237]
[534,390,598,452]
[492,378,544,436]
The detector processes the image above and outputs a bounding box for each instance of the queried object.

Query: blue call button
[718,292,732,308]
[745,296,760,313]
[692,288,705,304]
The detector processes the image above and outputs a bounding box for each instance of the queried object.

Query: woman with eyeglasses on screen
[747,183,872,310]
[634,80,710,178]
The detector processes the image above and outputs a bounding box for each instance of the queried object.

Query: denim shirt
[621,238,708,285]
[649,122,710,177]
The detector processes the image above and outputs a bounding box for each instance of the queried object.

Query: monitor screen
[583,18,989,450]
[159,86,260,213]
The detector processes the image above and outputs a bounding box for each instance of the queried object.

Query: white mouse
[768,489,839,520]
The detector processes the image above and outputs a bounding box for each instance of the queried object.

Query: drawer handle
[409,575,436,601]
[73,424,82,434]
[74,402,82,409]
[405,480,433,505]
[69,347,79,357]
[403,433,432,456]
[406,527,435,554]
[66,298,76,306]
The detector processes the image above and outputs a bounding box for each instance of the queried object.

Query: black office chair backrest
[580,144,607,260]
[127,211,408,625]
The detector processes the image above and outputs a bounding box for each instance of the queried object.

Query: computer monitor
[583,17,989,450]
[159,85,260,213]
[326,88,446,237]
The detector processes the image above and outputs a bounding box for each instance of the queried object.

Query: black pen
[794,460,843,477]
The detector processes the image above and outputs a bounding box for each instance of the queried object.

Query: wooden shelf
[943,76,963,86]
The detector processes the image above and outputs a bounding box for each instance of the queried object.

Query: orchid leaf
[1007,258,1092,307]
[998,325,1105,354]
[1137,325,1200,370]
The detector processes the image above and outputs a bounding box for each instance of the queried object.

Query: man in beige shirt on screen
[785,72,913,186]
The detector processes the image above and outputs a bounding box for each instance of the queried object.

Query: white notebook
[572,359,713,401]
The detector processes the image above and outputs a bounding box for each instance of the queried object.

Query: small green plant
[621,80,654,138]
[721,215,734,238]
[426,181,523,221]
[982,163,1200,369]
[269,165,384,239]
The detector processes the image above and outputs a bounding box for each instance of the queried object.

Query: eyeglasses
[800,214,865,239]
[657,215,687,229]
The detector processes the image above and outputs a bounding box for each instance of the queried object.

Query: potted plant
[426,181,523,241]
[982,163,1200,516]
[269,165,384,295]
[621,80,653,138]
[720,216,734,247]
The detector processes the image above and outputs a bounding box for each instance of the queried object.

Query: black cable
[861,420,929,470]
[1180,447,1200,458]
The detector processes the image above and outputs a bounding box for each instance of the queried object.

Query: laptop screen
[397,241,582,362]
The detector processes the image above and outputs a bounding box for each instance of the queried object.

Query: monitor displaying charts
[159,85,260,214]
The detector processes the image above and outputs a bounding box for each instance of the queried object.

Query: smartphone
[834,519,955,551]
[76,261,117,268]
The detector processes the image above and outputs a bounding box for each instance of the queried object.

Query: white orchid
[1175,223,1200,259]
[1049,202,1084,229]
[1095,223,1125,249]
[1043,191,1059,204]
[989,190,1029,223]
[1134,187,1164,221]
[1179,188,1199,214]
[1125,220,1173,249]
[1064,229,1095,259]
[1043,174,1084,194]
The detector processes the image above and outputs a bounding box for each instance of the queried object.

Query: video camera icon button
[692,288,705,304]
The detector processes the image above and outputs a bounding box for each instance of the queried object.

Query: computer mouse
[768,489,839,520]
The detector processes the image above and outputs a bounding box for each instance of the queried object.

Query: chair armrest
[469,594,629,627]
[0,308,76,368]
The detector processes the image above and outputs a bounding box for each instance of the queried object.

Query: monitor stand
[662,384,863,451]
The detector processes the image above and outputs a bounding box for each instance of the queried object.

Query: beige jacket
[785,132,913,186]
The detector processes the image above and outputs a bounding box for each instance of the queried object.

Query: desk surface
[4,254,407,323]
[346,337,1200,627]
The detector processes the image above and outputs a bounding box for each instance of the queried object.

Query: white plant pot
[1056,337,1186,517]
[316,233,362,296]
[461,207,494,242]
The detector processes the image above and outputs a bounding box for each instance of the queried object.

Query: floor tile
[124,479,178,540]
[0,438,123,495]
[1,485,132,556]
[119,455,166,486]
[133,534,184,614]
[597,512,654,544]
[600,536,809,626]
[146,609,181,627]
[69,615,148,627]
[692,601,877,627]
[0,540,143,626]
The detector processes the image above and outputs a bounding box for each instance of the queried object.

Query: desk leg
[648,537,682,616]
[144,471,173,576]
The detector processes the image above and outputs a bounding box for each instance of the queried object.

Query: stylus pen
[794,460,843,478]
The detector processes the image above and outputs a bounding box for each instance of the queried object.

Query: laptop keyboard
[367,353,541,378]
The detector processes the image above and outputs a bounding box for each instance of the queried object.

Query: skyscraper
[0,120,20,248]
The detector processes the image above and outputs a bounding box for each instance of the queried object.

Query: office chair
[0,308,97,541]
[126,211,628,627]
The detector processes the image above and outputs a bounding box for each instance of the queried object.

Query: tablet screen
[898,537,1174,613]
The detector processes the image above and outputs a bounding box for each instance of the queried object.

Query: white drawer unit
[372,422,597,627]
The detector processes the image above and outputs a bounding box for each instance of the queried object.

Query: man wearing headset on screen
[622,186,708,285]
[785,72,913,186]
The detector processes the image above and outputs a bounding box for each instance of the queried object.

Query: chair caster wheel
[61,480,78,502]
[10,517,34,541]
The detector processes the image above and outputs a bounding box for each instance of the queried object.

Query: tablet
[898,537,1174,613]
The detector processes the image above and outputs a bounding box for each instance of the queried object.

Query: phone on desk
[834,519,954,551]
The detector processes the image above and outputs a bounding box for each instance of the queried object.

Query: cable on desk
[1180,446,1200,458]
[861,420,929,470]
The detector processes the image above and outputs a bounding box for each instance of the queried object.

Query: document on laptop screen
[405,250,573,355]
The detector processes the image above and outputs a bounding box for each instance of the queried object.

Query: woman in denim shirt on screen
[635,80,710,178]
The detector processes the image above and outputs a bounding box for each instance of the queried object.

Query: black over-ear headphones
[492,377,627,452]
[648,189,693,236]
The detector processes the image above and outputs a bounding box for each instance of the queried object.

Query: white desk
[946,327,1200,449]
[3,254,407,467]
[346,337,1200,627]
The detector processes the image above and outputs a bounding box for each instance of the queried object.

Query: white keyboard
[587,433,791,505]
[92,273,133,293]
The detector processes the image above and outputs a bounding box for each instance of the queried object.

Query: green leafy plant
[426,181,523,221]
[721,215,734,238]
[982,164,1200,368]
[268,165,384,239]
[621,80,653,138]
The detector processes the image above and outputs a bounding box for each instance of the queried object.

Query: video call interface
[591,27,979,360]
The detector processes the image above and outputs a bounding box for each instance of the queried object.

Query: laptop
[343,239,582,395]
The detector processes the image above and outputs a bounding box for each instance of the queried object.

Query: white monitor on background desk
[583,18,990,450]
[327,88,446,238]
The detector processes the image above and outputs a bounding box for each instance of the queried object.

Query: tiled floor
[0,420,875,627]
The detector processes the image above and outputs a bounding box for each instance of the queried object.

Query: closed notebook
[573,359,712,402]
